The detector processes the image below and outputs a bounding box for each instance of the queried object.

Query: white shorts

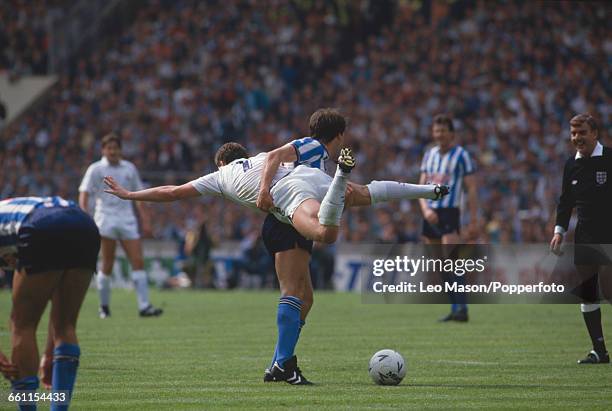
[270,165,331,225]
[95,214,140,240]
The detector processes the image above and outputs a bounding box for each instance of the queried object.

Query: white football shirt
[79,157,144,221]
[190,153,292,211]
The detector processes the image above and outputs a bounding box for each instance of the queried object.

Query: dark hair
[570,113,598,134]
[432,114,454,132]
[101,132,121,148]
[214,142,248,166]
[308,108,346,144]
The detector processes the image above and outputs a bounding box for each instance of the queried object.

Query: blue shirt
[0,196,74,257]
[420,145,475,209]
[291,137,329,171]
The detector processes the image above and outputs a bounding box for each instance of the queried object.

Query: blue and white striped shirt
[420,145,475,209]
[291,137,329,171]
[0,196,73,256]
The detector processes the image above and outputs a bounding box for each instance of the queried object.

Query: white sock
[131,270,150,311]
[96,272,111,307]
[318,166,349,226]
[367,181,438,204]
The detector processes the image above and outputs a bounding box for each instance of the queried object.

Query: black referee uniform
[555,141,611,362]
[556,143,612,270]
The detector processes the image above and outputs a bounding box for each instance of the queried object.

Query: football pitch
[1,289,611,410]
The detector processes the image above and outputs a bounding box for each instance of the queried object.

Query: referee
[550,113,612,364]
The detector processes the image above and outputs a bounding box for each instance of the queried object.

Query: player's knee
[10,314,36,335]
[302,294,314,313]
[9,310,36,333]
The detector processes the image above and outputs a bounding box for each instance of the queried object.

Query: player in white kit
[79,133,163,318]
[103,142,446,244]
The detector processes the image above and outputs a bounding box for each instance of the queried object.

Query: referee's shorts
[571,222,612,303]
[574,223,612,266]
[17,206,101,275]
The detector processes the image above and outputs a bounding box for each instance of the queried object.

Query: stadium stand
[0,0,609,251]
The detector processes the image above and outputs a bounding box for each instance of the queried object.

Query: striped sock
[11,375,39,411]
[270,319,306,368]
[275,296,303,368]
[51,343,80,411]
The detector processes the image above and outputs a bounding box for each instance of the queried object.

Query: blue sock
[274,296,302,368]
[51,343,80,411]
[270,319,306,368]
[11,375,39,411]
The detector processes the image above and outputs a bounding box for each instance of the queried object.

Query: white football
[368,349,406,385]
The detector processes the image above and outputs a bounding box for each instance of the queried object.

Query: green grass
[1,289,612,410]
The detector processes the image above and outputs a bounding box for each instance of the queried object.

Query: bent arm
[259,144,297,194]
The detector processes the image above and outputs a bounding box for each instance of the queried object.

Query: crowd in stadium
[0,0,52,76]
[0,0,610,251]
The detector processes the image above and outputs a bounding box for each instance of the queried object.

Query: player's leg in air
[9,204,100,410]
[291,148,356,243]
[120,237,163,317]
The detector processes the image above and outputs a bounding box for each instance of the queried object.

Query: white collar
[575,142,603,159]
[101,156,121,166]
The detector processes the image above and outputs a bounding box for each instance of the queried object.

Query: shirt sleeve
[130,164,144,191]
[555,159,574,232]
[459,149,476,175]
[190,172,223,196]
[291,137,326,166]
[420,150,429,173]
[79,164,98,193]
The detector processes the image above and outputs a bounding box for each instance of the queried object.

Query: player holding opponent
[419,114,478,322]
[79,133,162,318]
[104,139,447,384]
[0,196,100,410]
[256,108,449,384]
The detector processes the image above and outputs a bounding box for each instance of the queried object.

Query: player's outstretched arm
[104,176,200,202]
[257,143,297,211]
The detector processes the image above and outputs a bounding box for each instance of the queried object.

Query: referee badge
[595,171,607,185]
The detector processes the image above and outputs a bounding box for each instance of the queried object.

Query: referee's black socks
[581,304,607,355]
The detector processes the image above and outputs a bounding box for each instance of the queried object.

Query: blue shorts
[17,206,101,274]
[261,213,313,256]
[422,207,460,239]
